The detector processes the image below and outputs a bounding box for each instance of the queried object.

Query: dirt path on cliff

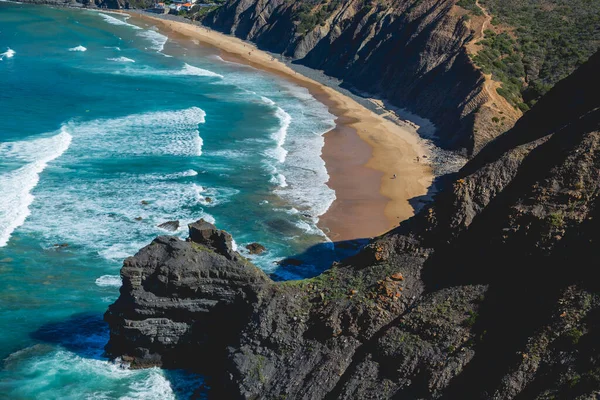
[460,0,522,150]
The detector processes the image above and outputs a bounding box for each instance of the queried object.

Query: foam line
[0,129,72,247]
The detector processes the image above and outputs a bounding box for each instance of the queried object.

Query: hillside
[106,50,600,399]
[198,0,600,154]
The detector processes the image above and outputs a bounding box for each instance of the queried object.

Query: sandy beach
[125,11,434,241]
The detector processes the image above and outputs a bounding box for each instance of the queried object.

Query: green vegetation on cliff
[456,0,483,16]
[293,0,342,34]
[474,0,600,108]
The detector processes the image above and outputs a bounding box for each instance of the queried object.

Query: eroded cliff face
[106,51,600,399]
[204,0,510,154]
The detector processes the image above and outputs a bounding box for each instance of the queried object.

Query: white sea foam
[202,214,216,224]
[66,107,206,157]
[69,45,87,52]
[99,241,149,262]
[107,56,135,63]
[98,13,142,30]
[211,54,257,70]
[95,275,122,287]
[116,63,223,79]
[208,149,247,159]
[267,83,337,225]
[295,220,328,238]
[0,129,72,247]
[179,63,223,78]
[7,348,203,399]
[260,97,291,163]
[270,172,288,188]
[136,29,168,52]
[13,108,214,261]
[166,169,198,179]
[0,48,15,60]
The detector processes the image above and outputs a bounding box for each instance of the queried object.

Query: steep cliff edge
[202,0,599,154]
[106,51,600,399]
[204,0,495,154]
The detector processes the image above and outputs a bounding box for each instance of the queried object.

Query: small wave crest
[0,48,15,61]
[136,29,168,52]
[0,129,72,247]
[69,45,87,52]
[95,275,122,287]
[261,97,291,163]
[66,107,206,157]
[180,63,223,78]
[107,56,135,63]
[116,63,223,79]
[4,347,204,399]
[98,12,142,30]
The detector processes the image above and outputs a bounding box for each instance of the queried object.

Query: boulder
[157,220,179,231]
[245,242,266,255]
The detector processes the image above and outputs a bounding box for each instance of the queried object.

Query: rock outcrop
[245,242,266,255]
[203,0,508,154]
[157,220,180,231]
[106,51,600,398]
[104,220,270,369]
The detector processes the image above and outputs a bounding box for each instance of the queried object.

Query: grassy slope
[471,0,600,109]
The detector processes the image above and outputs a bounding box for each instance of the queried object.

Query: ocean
[0,3,349,398]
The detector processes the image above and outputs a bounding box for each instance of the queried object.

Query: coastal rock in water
[157,220,179,231]
[245,242,266,255]
[105,52,600,398]
[104,219,270,369]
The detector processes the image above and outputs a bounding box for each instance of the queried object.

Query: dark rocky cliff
[106,51,600,399]
[203,0,513,154]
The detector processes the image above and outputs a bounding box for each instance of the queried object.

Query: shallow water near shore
[0,3,360,398]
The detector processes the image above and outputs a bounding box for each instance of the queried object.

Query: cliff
[106,51,600,399]
[202,0,520,154]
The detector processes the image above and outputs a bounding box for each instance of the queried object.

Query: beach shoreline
[124,10,435,241]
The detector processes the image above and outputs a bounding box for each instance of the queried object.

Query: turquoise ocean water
[0,3,352,398]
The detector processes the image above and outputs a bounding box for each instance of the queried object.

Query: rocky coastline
[106,51,600,399]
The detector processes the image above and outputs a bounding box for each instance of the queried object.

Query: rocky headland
[106,51,600,398]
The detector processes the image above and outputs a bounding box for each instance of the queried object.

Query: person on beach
[392,174,397,179]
